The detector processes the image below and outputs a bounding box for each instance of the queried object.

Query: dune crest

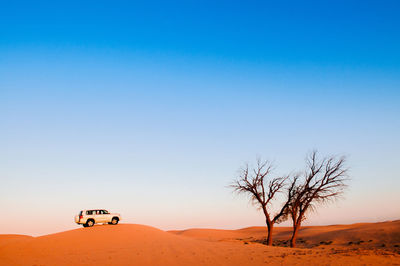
[0,223,399,265]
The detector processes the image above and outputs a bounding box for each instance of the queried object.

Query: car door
[102,210,112,223]
[96,210,106,223]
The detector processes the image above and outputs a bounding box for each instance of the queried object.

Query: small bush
[319,240,333,245]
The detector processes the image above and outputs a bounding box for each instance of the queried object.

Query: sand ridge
[0,222,399,265]
[170,220,400,249]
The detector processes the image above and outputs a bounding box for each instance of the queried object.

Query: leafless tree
[287,151,349,247]
[231,159,293,246]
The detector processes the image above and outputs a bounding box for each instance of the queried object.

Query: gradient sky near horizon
[1,1,400,236]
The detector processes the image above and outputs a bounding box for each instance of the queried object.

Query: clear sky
[1,1,399,236]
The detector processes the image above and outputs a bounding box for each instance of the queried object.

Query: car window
[86,210,92,215]
[103,210,109,214]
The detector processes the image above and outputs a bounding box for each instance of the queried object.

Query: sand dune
[0,235,33,250]
[0,222,399,265]
[170,220,400,250]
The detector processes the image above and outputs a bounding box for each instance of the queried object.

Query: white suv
[75,209,121,227]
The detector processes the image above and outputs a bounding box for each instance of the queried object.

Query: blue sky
[1,1,399,235]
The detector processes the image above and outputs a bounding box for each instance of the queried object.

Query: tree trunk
[266,220,274,246]
[290,221,301,247]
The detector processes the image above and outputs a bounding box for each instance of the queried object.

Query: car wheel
[86,219,94,227]
[83,224,88,227]
[111,217,119,225]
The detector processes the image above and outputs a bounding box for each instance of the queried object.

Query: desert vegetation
[232,150,349,248]
[231,159,293,245]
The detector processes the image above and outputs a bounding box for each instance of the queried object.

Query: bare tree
[287,151,349,247]
[231,159,293,246]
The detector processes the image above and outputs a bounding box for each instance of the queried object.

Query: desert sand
[0,221,399,265]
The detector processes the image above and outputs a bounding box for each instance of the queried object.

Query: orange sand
[1,221,399,265]
[170,220,400,249]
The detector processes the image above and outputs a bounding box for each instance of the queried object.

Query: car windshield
[103,210,109,214]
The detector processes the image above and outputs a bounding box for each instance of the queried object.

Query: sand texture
[1,221,399,265]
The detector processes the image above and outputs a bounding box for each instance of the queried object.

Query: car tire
[83,224,88,227]
[111,217,119,225]
[86,219,95,227]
